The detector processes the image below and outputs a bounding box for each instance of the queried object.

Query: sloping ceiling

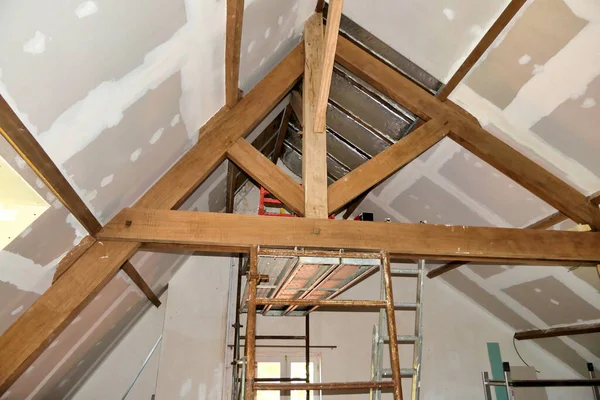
[0,0,598,397]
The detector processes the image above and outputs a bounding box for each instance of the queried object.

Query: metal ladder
[370,258,426,400]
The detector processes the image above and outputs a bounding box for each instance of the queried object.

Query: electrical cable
[513,336,540,373]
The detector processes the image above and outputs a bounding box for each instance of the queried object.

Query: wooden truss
[1,1,600,397]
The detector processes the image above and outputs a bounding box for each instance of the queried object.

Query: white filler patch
[518,54,532,65]
[23,31,47,55]
[75,1,98,18]
[443,8,455,21]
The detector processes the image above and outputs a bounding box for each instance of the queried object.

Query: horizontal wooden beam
[254,381,395,390]
[227,138,305,216]
[428,192,600,278]
[335,34,600,230]
[0,240,139,394]
[98,209,600,264]
[327,119,450,213]
[514,322,600,340]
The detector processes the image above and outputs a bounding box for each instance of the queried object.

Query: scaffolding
[230,247,422,400]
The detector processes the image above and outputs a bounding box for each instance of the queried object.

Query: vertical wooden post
[226,0,245,107]
[303,13,328,219]
[382,251,403,400]
[245,246,259,400]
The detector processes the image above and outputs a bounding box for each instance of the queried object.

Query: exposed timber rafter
[438,0,527,101]
[227,138,305,216]
[327,119,450,214]
[225,0,245,107]
[514,321,600,341]
[334,34,600,230]
[0,44,304,395]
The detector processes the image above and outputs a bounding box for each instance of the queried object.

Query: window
[0,156,49,250]
[256,354,321,400]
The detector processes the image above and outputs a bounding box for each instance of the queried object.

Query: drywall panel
[439,147,552,227]
[532,74,600,179]
[389,176,491,226]
[0,0,187,133]
[239,0,313,92]
[466,0,587,109]
[154,255,233,400]
[72,292,167,400]
[503,276,600,326]
[342,0,507,81]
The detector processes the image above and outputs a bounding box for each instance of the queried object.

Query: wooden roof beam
[99,208,600,265]
[225,0,244,106]
[515,321,600,340]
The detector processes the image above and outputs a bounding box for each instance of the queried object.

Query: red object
[258,187,335,218]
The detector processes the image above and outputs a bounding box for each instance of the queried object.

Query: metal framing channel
[261,256,300,315]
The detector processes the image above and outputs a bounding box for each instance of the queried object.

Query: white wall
[72,292,167,400]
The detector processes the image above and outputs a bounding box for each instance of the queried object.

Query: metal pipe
[229,344,337,349]
[258,248,382,259]
[255,377,307,382]
[482,372,492,400]
[256,298,387,307]
[382,251,403,400]
[254,381,395,390]
[305,313,310,400]
[369,324,378,400]
[231,255,243,400]
[588,362,600,399]
[503,362,513,399]
[245,247,259,400]
[240,358,247,400]
[240,335,306,340]
[412,259,425,400]
[121,335,162,400]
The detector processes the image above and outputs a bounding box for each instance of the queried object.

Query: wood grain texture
[438,0,527,101]
[315,0,325,12]
[327,119,450,213]
[313,0,343,133]
[136,43,304,210]
[52,235,96,283]
[225,0,244,107]
[122,261,161,308]
[336,35,600,230]
[227,138,305,215]
[303,14,328,218]
[0,240,139,393]
[428,192,600,278]
[515,321,600,340]
[290,90,303,128]
[0,96,102,235]
[99,209,600,264]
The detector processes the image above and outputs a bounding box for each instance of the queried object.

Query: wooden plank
[52,235,96,283]
[136,43,304,210]
[225,0,244,107]
[515,322,600,341]
[99,209,600,264]
[272,105,293,165]
[0,96,102,235]
[290,90,303,129]
[303,13,328,218]
[313,0,343,133]
[227,138,305,215]
[335,36,600,230]
[315,0,325,13]
[449,120,600,229]
[327,119,450,213]
[438,0,527,101]
[0,240,139,394]
[427,192,600,278]
[122,262,161,308]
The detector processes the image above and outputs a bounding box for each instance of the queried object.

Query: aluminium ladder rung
[381,334,418,343]
[390,268,419,277]
[382,368,417,378]
[394,302,417,310]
